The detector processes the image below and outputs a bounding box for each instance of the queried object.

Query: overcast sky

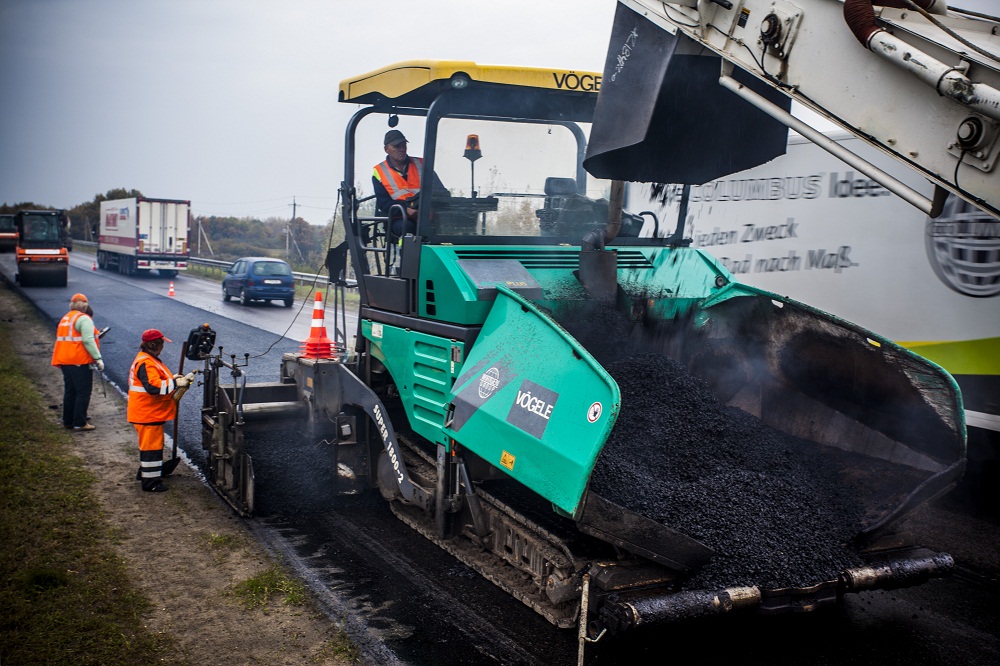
[0,0,616,225]
[1,0,995,226]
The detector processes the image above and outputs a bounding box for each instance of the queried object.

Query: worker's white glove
[93,359,104,372]
[174,371,196,388]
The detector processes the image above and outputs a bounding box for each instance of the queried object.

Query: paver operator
[373,129,425,239]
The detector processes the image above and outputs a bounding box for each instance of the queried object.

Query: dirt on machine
[185,54,971,643]
[14,210,71,287]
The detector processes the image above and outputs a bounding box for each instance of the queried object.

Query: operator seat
[537,177,597,235]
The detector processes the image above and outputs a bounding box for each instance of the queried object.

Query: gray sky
[1,0,995,226]
[0,0,616,225]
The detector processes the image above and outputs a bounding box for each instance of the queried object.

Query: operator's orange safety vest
[51,310,94,366]
[373,157,424,202]
[127,351,177,424]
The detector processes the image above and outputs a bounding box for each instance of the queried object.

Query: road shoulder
[0,280,354,666]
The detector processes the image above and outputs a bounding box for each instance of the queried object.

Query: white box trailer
[627,131,1000,482]
[98,197,190,277]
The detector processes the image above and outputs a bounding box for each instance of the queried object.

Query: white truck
[627,130,1000,493]
[97,197,190,277]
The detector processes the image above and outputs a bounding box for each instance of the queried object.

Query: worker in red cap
[127,328,191,492]
[51,293,103,431]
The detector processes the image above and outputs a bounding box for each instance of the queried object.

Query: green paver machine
[199,60,966,636]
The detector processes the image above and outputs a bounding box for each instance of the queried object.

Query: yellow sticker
[500,450,516,471]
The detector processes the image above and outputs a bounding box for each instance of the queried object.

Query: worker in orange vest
[51,293,103,431]
[127,329,191,492]
[373,129,424,239]
[372,129,447,239]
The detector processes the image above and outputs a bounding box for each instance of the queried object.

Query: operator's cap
[384,129,407,147]
[141,329,171,343]
[70,293,88,303]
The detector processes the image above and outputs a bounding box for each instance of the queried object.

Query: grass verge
[0,321,174,665]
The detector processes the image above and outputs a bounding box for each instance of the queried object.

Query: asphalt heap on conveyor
[562,304,898,591]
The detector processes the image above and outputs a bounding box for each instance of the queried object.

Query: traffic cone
[168,282,175,297]
[301,292,334,358]
[91,260,96,271]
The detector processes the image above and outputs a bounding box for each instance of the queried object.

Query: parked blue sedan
[222,257,295,307]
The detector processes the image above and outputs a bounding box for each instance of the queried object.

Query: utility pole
[197,219,215,256]
[287,196,297,259]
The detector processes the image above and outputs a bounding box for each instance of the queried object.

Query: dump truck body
[97,197,190,277]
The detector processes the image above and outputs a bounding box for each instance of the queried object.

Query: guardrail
[74,240,350,288]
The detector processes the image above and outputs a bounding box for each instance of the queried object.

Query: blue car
[222,257,295,307]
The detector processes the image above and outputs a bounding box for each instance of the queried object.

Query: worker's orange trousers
[135,423,164,489]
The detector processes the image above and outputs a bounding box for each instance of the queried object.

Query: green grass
[321,624,363,663]
[200,531,244,564]
[202,531,242,551]
[230,564,308,610]
[0,320,176,665]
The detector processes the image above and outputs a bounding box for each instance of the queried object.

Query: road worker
[51,293,103,431]
[372,129,448,240]
[127,329,191,492]
[373,129,423,240]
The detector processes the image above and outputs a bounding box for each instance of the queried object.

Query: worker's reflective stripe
[137,434,163,484]
[373,157,423,202]
[127,377,175,393]
[128,377,175,393]
[55,335,82,341]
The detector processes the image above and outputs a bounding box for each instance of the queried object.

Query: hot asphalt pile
[590,352,868,590]
[557,301,887,591]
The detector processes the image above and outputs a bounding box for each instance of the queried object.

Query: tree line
[1,188,343,273]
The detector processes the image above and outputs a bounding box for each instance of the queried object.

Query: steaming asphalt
[2,252,999,665]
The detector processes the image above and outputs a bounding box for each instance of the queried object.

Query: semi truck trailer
[97,197,190,277]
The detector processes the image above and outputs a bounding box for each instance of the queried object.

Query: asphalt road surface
[3,253,999,666]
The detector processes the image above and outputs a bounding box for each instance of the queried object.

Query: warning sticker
[500,450,516,471]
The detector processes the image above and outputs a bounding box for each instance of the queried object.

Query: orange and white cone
[91,260,97,271]
[168,282,175,297]
[301,292,334,358]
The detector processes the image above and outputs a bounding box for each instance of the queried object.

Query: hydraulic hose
[843,0,945,48]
